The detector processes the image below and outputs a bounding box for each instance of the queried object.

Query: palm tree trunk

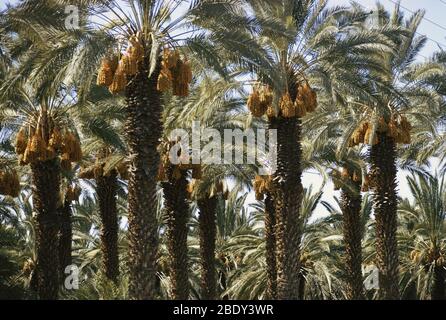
[31,160,60,300]
[269,116,303,300]
[298,269,306,300]
[96,170,120,283]
[369,133,400,300]
[264,192,277,299]
[340,181,365,299]
[432,265,446,300]
[161,167,190,300]
[197,196,218,300]
[126,57,162,299]
[402,277,417,300]
[58,199,72,282]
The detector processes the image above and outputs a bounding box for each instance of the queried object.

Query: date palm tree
[74,86,127,283]
[398,171,446,300]
[305,92,370,299]
[158,142,191,300]
[78,146,125,283]
[337,166,365,299]
[343,3,445,299]
[0,82,83,299]
[237,0,395,299]
[1,1,127,292]
[2,0,261,299]
[161,69,255,299]
[223,186,348,299]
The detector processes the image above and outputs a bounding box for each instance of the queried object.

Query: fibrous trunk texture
[432,265,446,300]
[197,196,218,300]
[298,269,306,300]
[340,181,364,299]
[161,167,190,300]
[126,57,162,299]
[269,116,303,300]
[58,199,72,281]
[31,160,61,300]
[97,170,120,283]
[264,192,277,299]
[369,133,400,300]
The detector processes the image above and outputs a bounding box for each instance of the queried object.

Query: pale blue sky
[2,0,443,57]
[333,0,446,59]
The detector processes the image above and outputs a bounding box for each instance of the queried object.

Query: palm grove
[0,0,445,300]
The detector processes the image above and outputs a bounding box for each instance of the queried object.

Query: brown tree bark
[298,269,306,300]
[97,170,120,282]
[264,192,277,299]
[197,196,218,300]
[370,133,400,300]
[31,159,61,300]
[126,57,162,300]
[432,264,446,300]
[340,180,365,299]
[58,198,72,282]
[161,167,190,300]
[269,116,303,300]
